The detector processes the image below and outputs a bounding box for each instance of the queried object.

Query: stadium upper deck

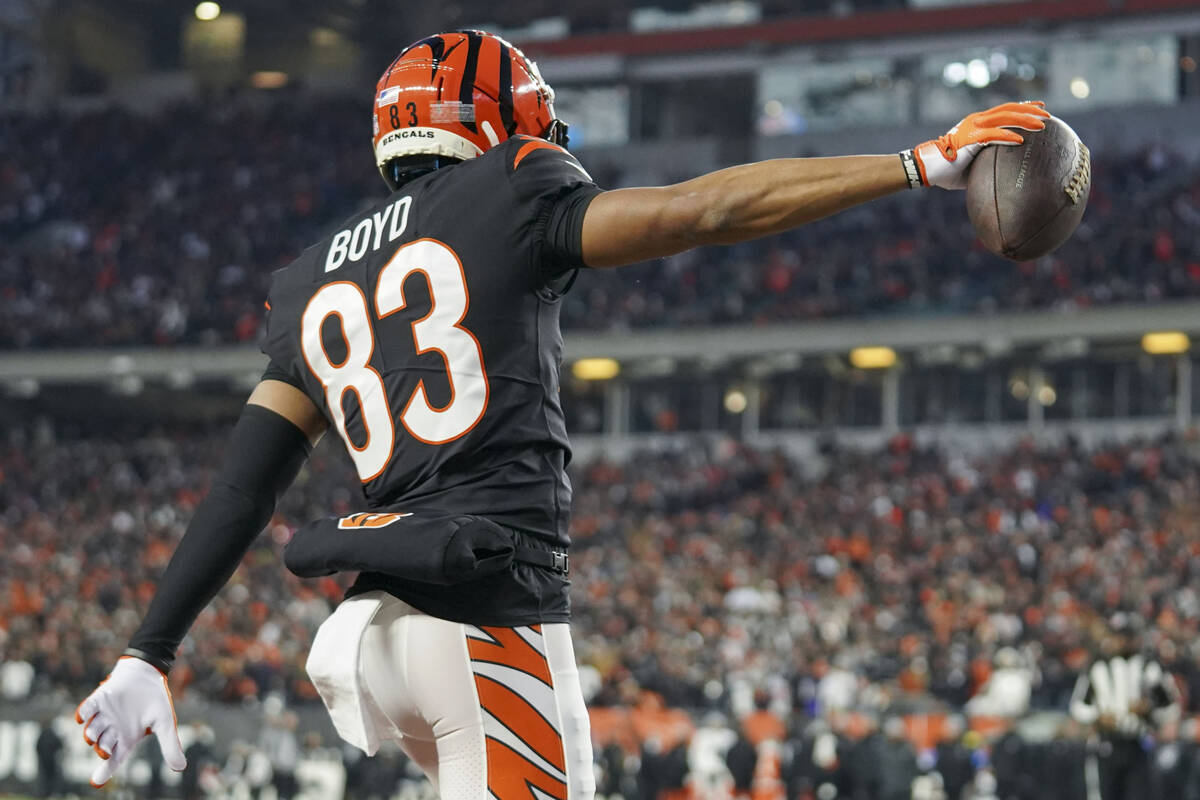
[2,98,1197,351]
[3,0,1200,439]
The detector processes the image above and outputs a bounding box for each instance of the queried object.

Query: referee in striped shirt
[1069,647,1181,800]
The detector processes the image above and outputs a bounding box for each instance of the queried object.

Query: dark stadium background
[3,0,1200,798]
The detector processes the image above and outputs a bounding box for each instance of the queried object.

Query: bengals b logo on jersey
[337,512,412,530]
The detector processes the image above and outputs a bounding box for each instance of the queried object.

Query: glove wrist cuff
[899,149,924,190]
[123,647,173,676]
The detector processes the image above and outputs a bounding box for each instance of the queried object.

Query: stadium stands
[3,100,1198,348]
[5,427,1199,717]
[8,425,1200,796]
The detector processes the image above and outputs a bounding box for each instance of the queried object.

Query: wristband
[123,647,172,676]
[899,149,923,190]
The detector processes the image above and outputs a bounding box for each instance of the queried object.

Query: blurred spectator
[931,716,972,800]
[261,703,302,800]
[689,712,738,797]
[1,647,34,700]
[785,721,847,800]
[182,723,220,800]
[817,656,860,715]
[639,736,688,800]
[597,741,634,799]
[743,690,786,745]
[878,717,918,800]
[1149,719,1195,800]
[142,735,165,800]
[964,649,1032,718]
[725,732,757,798]
[35,717,64,799]
[222,740,273,797]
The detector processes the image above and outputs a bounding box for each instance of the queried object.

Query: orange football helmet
[372,30,568,189]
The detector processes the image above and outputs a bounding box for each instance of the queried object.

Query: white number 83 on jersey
[301,239,489,481]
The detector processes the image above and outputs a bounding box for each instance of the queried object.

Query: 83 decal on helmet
[372,30,569,190]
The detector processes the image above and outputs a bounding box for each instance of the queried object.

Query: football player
[75,29,1049,800]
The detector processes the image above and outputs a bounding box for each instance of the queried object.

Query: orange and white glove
[900,101,1051,190]
[75,656,187,786]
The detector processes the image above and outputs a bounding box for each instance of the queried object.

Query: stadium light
[251,71,289,89]
[195,2,221,21]
[724,389,748,414]
[1142,332,1190,355]
[1069,78,1090,99]
[942,62,967,86]
[572,358,620,381]
[965,59,990,88]
[849,346,897,369]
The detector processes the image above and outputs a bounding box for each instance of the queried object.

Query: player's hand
[75,656,187,786]
[905,101,1050,190]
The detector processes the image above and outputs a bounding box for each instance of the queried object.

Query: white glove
[75,656,187,786]
[901,101,1050,190]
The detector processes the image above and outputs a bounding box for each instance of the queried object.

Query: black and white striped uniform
[1069,655,1181,800]
[1070,655,1180,738]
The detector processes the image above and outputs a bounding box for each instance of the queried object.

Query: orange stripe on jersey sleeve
[467,627,553,685]
[513,139,567,170]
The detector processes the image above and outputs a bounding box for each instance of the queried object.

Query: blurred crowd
[3,100,1199,348]
[569,433,1200,717]
[0,423,350,703]
[5,426,1200,715]
[0,101,376,349]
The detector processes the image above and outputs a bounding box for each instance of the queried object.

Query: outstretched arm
[75,379,326,786]
[580,101,1049,268]
[582,155,907,266]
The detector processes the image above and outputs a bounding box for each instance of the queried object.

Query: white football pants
[306,590,595,800]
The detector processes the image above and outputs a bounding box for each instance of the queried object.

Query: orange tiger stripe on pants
[486,737,569,800]
[467,626,554,685]
[308,592,595,800]
[468,625,568,800]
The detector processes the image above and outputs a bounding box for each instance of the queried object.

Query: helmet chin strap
[544,119,569,148]
[383,155,461,192]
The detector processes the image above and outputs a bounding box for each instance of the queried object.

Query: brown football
[965,115,1091,261]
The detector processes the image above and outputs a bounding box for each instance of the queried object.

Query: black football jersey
[262,135,600,625]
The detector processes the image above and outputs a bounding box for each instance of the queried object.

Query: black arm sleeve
[535,183,602,283]
[125,404,311,673]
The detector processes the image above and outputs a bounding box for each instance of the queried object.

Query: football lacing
[1065,141,1091,205]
